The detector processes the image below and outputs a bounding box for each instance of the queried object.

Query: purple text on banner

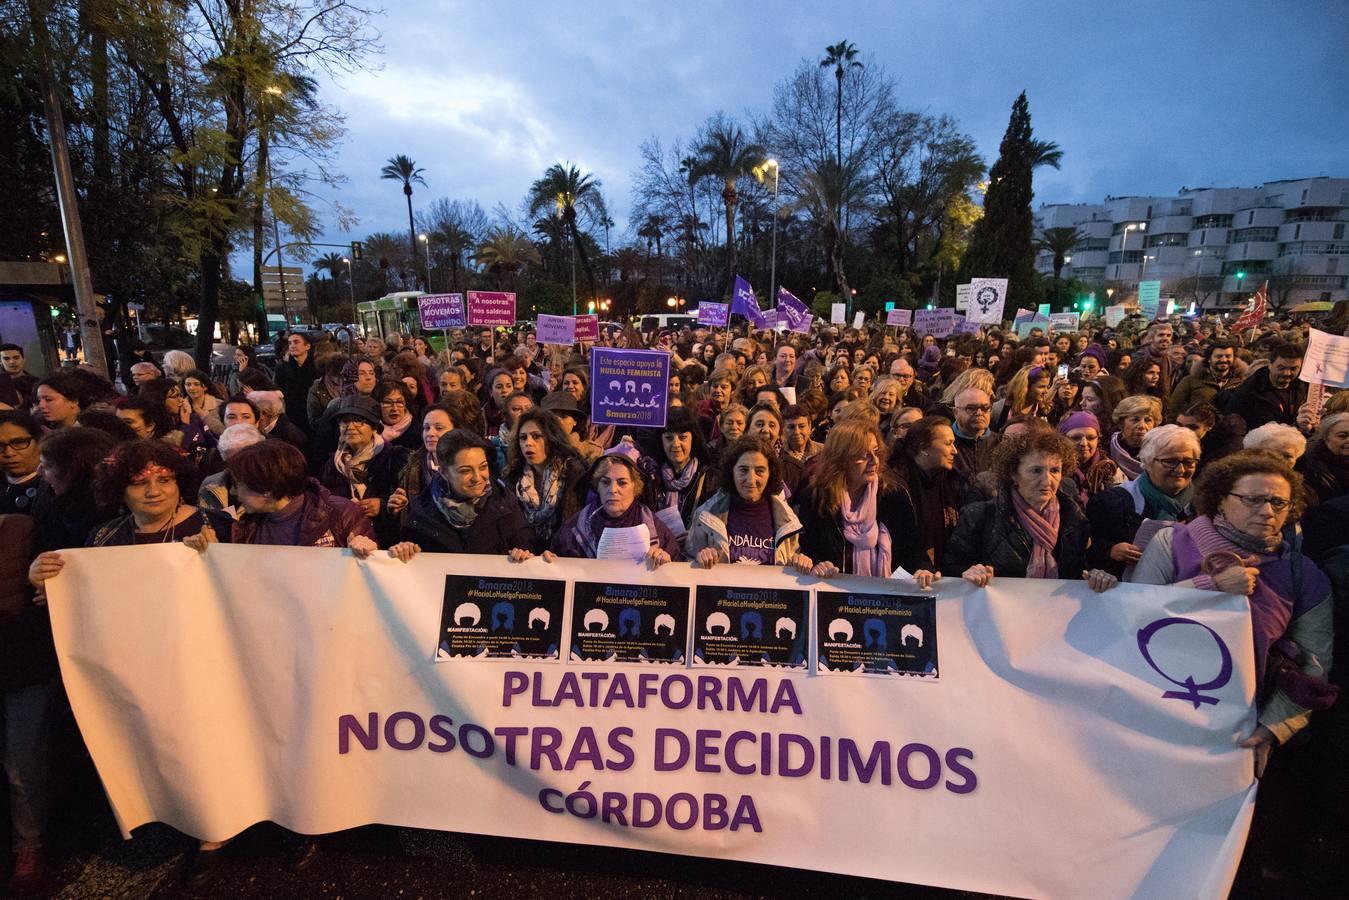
[574,314,599,342]
[886,308,913,327]
[589,348,671,429]
[536,314,576,344]
[697,302,728,327]
[953,314,982,335]
[466,291,517,327]
[417,293,465,329]
[913,308,957,338]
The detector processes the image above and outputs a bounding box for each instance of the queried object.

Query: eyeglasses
[1155,457,1198,472]
[380,398,406,407]
[893,373,914,381]
[1227,492,1290,512]
[958,404,991,414]
[0,437,34,453]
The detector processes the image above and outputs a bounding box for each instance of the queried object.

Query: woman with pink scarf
[795,419,939,589]
[943,431,1118,592]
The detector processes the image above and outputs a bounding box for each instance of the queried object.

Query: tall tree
[526,162,607,297]
[958,92,1041,308]
[475,227,540,293]
[693,116,766,294]
[819,40,862,165]
[793,157,868,302]
[380,154,427,286]
[419,198,488,293]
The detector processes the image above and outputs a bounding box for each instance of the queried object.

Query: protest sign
[1048,312,1080,332]
[913,308,957,338]
[952,314,981,336]
[417,293,465,329]
[1105,304,1128,327]
[1301,328,1349,389]
[1138,280,1161,305]
[436,574,566,660]
[816,590,937,677]
[1014,315,1051,338]
[696,302,728,327]
[775,289,812,334]
[852,311,865,329]
[1139,297,1161,320]
[954,283,971,312]
[830,303,846,325]
[50,547,1257,899]
[966,278,1008,325]
[589,347,671,428]
[536,314,576,345]
[467,291,516,326]
[1036,303,1051,317]
[571,581,691,664]
[885,308,912,327]
[691,585,809,669]
[574,314,600,343]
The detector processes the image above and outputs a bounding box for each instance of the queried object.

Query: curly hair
[988,430,1079,491]
[1191,449,1306,520]
[506,408,579,479]
[718,435,783,500]
[93,439,193,508]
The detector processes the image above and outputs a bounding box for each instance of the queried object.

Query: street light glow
[418,233,428,242]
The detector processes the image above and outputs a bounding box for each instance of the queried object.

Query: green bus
[356,291,425,343]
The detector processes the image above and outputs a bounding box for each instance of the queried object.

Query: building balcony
[1226,241,1278,261]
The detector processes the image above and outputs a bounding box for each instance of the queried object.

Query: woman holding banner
[549,444,683,567]
[401,430,533,556]
[1130,450,1334,778]
[503,408,585,553]
[685,435,809,569]
[943,431,1117,592]
[795,419,939,588]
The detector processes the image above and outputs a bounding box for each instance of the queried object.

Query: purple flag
[731,275,765,326]
[777,288,813,334]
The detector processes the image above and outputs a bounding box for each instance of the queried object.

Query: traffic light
[1235,270,1246,281]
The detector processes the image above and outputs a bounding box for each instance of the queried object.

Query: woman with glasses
[1130,450,1333,779]
[1087,424,1200,578]
[795,419,939,587]
[374,380,420,452]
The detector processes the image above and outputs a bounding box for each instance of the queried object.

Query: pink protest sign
[574,314,600,342]
[466,291,517,326]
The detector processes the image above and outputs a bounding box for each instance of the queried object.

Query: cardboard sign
[967,278,1009,325]
[1105,304,1127,327]
[913,308,957,338]
[886,308,913,327]
[830,303,846,325]
[696,302,728,327]
[574,314,600,342]
[1302,328,1349,389]
[1137,281,1161,305]
[852,312,865,329]
[417,293,465,329]
[955,283,972,311]
[467,291,516,326]
[1048,312,1080,332]
[536,314,576,345]
[589,348,671,429]
[952,314,982,336]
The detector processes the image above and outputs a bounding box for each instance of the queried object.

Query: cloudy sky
[298,0,1348,258]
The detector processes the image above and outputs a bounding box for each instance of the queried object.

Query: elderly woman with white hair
[1297,411,1349,505]
[1087,423,1201,577]
[160,349,196,380]
[1243,422,1307,468]
[245,389,308,452]
[198,424,267,512]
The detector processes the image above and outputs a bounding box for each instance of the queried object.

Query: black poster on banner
[436,574,566,661]
[570,581,690,664]
[815,590,938,678]
[691,585,809,668]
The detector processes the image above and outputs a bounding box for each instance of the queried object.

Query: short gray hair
[1243,423,1306,461]
[217,423,266,459]
[1138,424,1201,465]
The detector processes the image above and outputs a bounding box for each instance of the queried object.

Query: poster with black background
[570,581,690,663]
[436,574,565,661]
[815,590,938,678]
[691,584,809,668]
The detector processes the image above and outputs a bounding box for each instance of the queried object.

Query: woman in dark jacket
[795,419,938,587]
[503,408,586,553]
[888,416,963,571]
[1297,412,1349,506]
[647,407,718,539]
[944,430,1117,591]
[375,379,422,452]
[401,430,534,555]
[29,428,121,552]
[319,394,411,546]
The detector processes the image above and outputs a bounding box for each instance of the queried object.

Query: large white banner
[48,548,1257,899]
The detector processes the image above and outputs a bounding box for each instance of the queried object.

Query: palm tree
[379,155,428,286]
[694,121,767,293]
[526,163,608,301]
[820,40,863,165]
[1035,227,1082,281]
[638,214,667,258]
[312,252,347,282]
[475,228,541,292]
[1029,139,1064,172]
[793,158,868,302]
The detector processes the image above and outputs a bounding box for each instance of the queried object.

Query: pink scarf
[1010,490,1060,578]
[840,477,892,577]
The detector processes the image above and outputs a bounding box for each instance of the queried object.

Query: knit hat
[1079,345,1108,368]
[1057,410,1101,435]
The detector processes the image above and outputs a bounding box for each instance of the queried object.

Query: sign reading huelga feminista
[589,348,671,429]
[816,590,938,677]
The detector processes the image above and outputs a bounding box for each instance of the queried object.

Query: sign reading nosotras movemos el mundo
[466,290,516,326]
[48,548,1257,900]
[589,347,671,429]
[417,293,465,329]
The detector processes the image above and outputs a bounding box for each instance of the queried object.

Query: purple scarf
[840,477,891,577]
[1010,490,1060,578]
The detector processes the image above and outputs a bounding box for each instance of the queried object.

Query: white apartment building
[1034,177,1349,308]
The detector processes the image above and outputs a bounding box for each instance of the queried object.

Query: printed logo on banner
[775,288,812,334]
[417,293,465,329]
[435,574,566,660]
[696,302,729,327]
[816,590,938,677]
[731,276,767,327]
[1136,617,1234,708]
[570,581,691,664]
[589,348,671,429]
[466,291,517,326]
[691,585,809,669]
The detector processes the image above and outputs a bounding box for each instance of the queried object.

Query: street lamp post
[766,159,779,309]
[418,233,432,292]
[343,257,356,327]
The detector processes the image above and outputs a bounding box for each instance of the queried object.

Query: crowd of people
[0,305,1346,892]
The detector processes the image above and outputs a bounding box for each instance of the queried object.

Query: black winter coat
[320,442,412,547]
[401,484,534,555]
[943,488,1091,579]
[0,515,57,690]
[1218,367,1306,431]
[795,481,930,576]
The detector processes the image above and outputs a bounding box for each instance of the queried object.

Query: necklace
[137,502,184,542]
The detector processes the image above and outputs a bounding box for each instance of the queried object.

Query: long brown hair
[811,419,894,515]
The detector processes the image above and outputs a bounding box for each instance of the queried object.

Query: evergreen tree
[958,92,1041,309]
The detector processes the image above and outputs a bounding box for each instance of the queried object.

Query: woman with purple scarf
[548,443,683,567]
[1057,410,1123,504]
[1131,450,1335,776]
[944,431,1118,592]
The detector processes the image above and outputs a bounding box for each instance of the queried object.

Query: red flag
[1232,281,1267,332]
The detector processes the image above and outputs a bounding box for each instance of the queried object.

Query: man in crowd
[950,387,1001,476]
[0,344,37,409]
[1221,340,1305,430]
[1168,340,1241,417]
[273,332,318,437]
